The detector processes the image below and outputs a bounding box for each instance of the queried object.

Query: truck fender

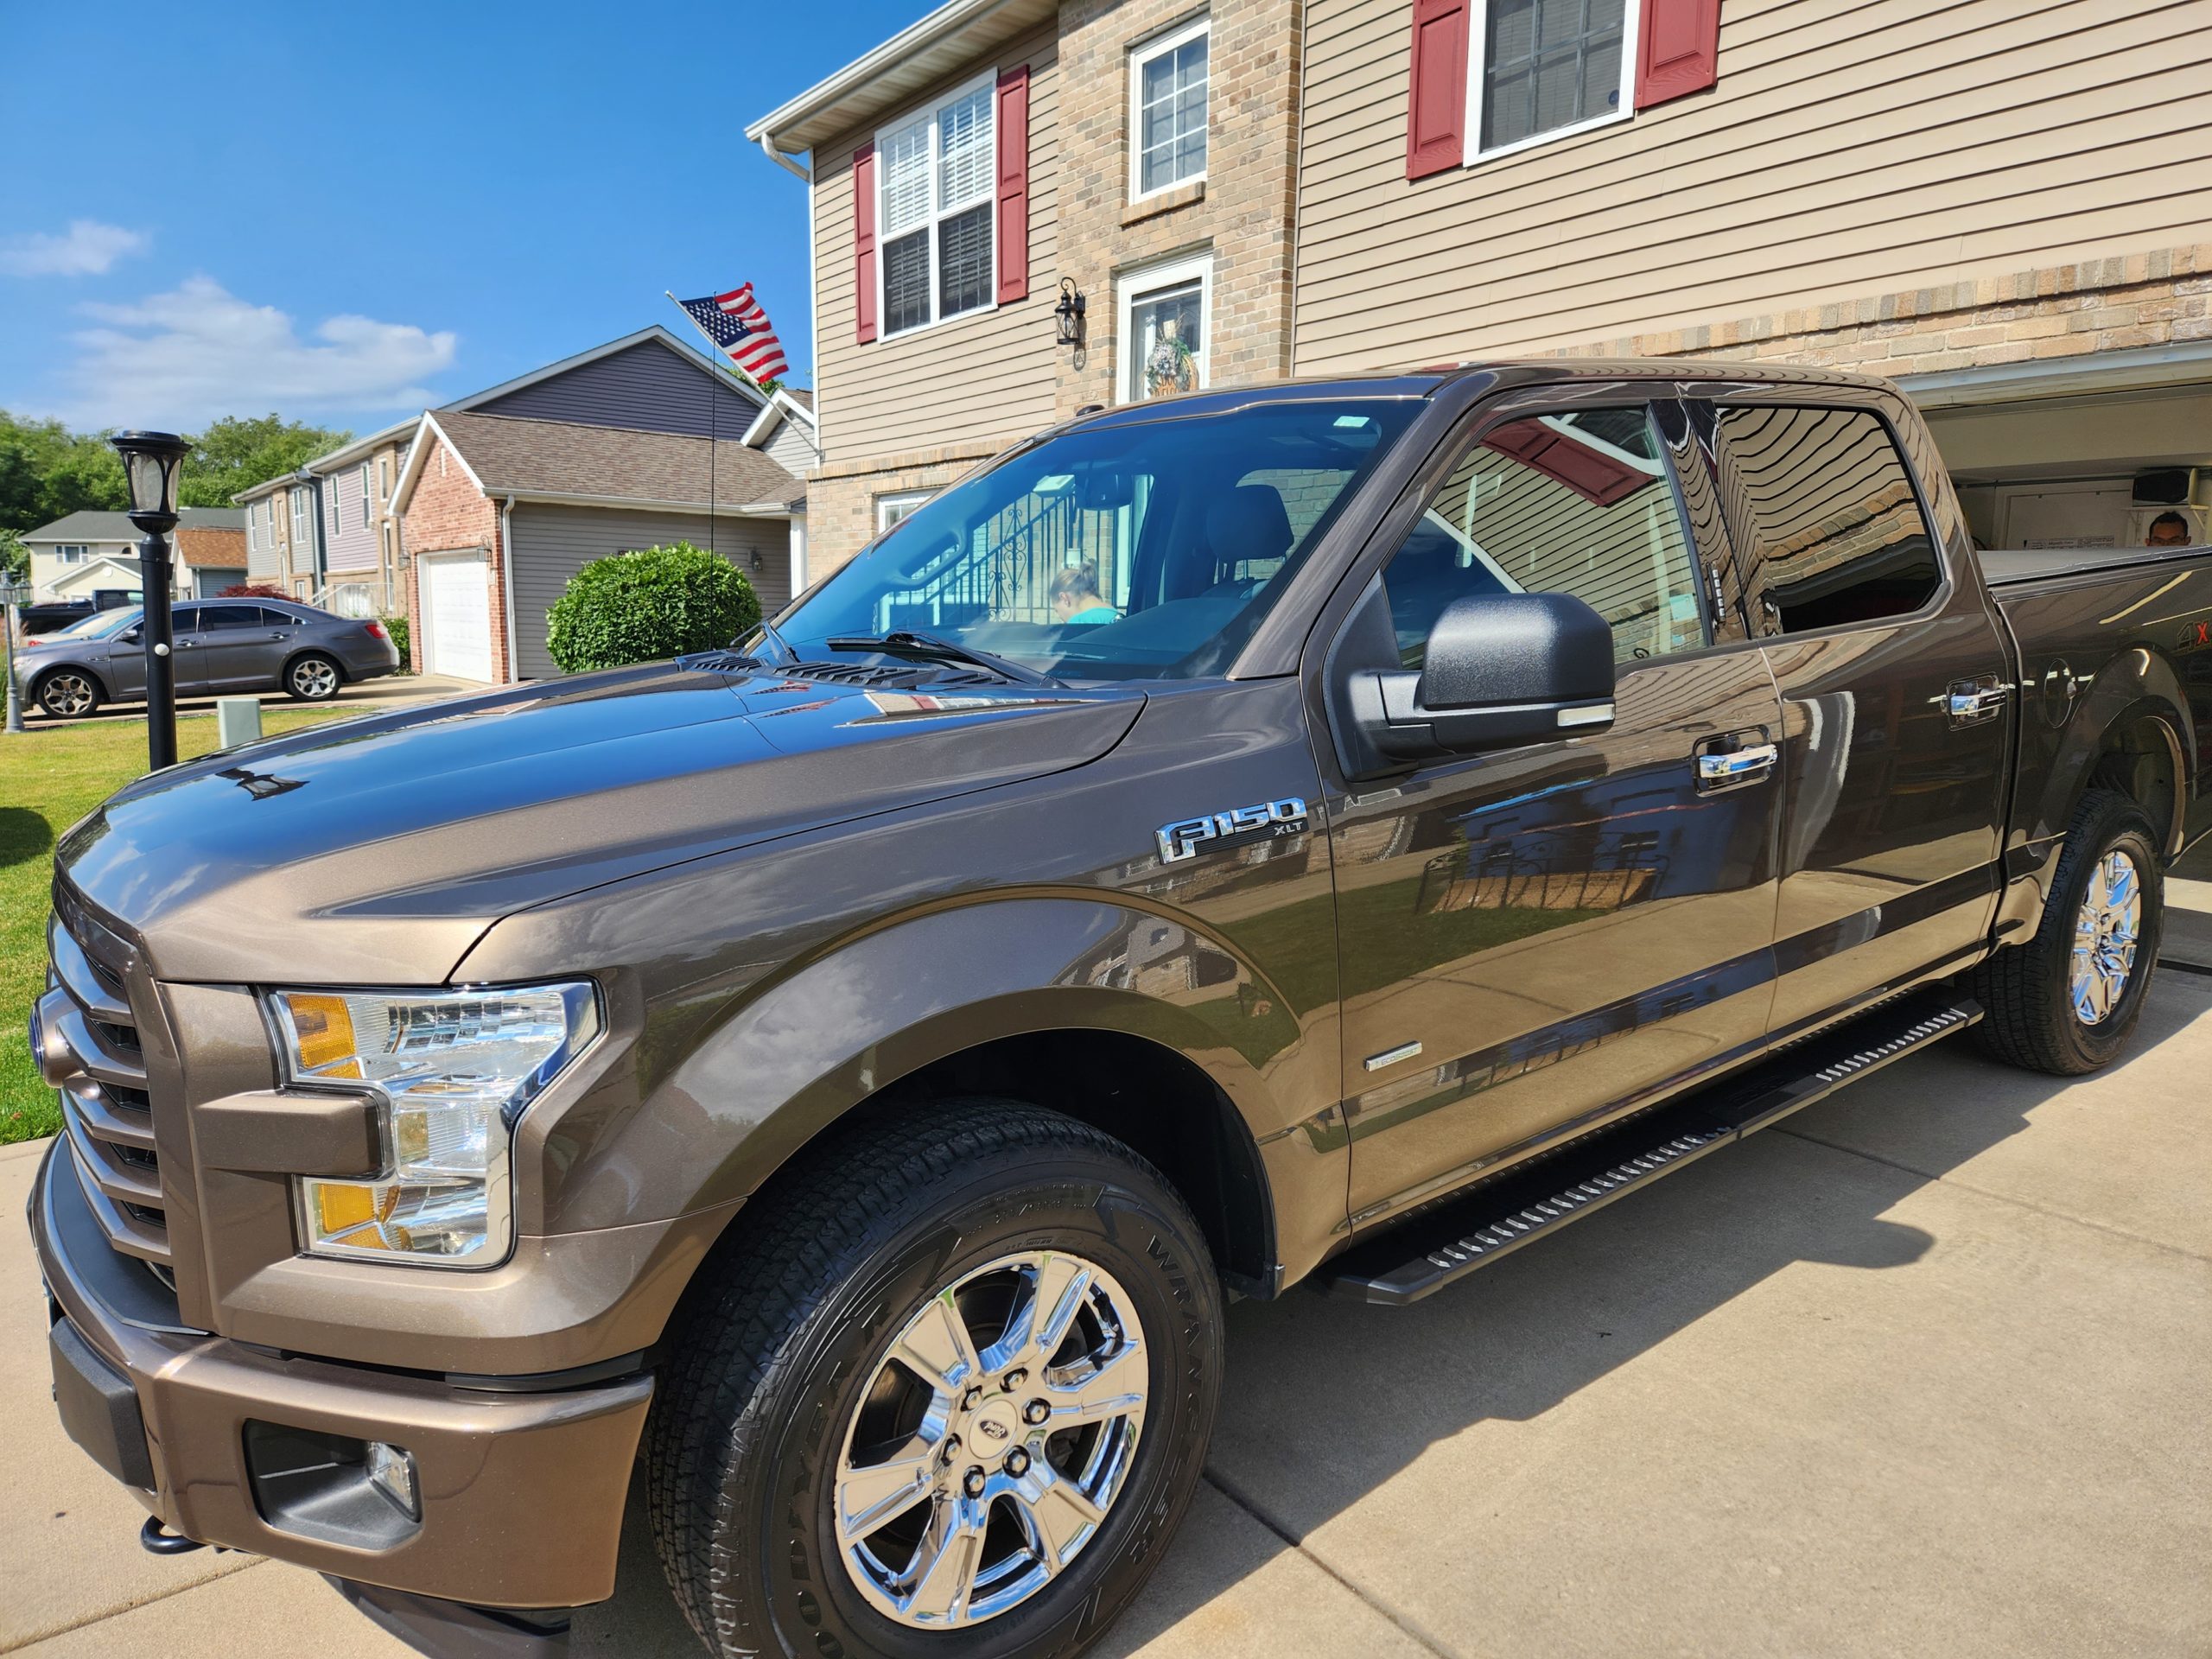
[1998,653,2195,941]
[548,895,1329,1268]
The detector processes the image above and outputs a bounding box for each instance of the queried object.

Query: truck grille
[47,881,171,1268]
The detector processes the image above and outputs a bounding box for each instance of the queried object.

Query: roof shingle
[434,411,801,511]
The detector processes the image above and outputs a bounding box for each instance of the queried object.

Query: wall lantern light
[1054,277,1086,347]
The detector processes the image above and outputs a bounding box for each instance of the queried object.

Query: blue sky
[0,0,919,435]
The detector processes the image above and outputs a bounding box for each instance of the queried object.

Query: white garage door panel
[423,552,492,682]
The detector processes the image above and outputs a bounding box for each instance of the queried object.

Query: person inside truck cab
[1050,561,1121,624]
[2146,511,2193,547]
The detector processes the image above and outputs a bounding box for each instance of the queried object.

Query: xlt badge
[1157,798,1310,863]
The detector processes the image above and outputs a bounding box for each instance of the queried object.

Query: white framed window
[1116,252,1211,404]
[55,543,88,564]
[378,454,391,499]
[1465,0,1638,165]
[1128,17,1209,200]
[245,512,257,553]
[292,488,309,546]
[877,71,996,340]
[329,479,340,530]
[360,463,372,527]
[876,490,933,531]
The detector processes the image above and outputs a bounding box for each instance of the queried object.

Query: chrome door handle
[1696,741,1778,784]
[1945,676,2010,726]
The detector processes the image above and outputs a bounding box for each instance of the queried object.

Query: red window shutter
[1406,0,1470,181]
[1637,0,1720,110]
[852,142,879,345]
[995,66,1030,303]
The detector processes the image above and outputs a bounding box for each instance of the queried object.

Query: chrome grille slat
[48,880,172,1267]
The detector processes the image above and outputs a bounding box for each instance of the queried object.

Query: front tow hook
[140,1516,209,1555]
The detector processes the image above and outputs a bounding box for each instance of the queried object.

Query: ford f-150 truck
[28,361,2212,1659]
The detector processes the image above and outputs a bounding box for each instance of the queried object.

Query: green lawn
[1,711,346,1144]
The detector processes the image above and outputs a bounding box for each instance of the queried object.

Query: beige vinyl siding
[1294,0,2212,373]
[509,505,794,679]
[811,30,1062,467]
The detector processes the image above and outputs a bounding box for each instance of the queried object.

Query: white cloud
[58,276,458,429]
[0,219,149,276]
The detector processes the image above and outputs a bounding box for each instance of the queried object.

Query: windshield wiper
[823,630,1064,687]
[752,615,801,664]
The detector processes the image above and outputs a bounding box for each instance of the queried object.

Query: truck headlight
[268,982,600,1267]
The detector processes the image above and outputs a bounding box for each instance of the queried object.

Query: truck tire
[647,1099,1223,1659]
[1971,788,2164,1075]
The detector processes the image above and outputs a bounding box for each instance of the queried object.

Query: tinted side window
[194,604,266,631]
[1714,406,1940,634]
[1380,406,1705,670]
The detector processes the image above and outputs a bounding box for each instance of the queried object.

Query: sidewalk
[5,976,2208,1657]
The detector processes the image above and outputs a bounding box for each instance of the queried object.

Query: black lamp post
[111,430,190,770]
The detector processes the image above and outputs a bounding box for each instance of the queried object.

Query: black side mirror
[1351,592,1616,763]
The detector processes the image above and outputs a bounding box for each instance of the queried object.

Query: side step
[1326,988,1981,1306]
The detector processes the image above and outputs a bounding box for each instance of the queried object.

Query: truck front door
[1697,393,2012,1037]
[1324,390,1787,1229]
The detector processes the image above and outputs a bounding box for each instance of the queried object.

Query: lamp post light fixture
[1054,277,1087,348]
[111,429,192,771]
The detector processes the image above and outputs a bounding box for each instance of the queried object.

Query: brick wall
[397,431,507,680]
[1049,0,1303,416]
[1556,245,2212,379]
[803,0,1306,581]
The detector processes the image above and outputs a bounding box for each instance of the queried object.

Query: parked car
[10,598,400,717]
[28,362,2212,1659]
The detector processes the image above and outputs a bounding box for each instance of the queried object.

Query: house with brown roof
[22,508,245,601]
[390,326,814,683]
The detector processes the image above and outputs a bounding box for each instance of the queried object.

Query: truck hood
[57,660,1145,982]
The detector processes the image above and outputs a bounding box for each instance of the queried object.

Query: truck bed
[1978,543,2207,589]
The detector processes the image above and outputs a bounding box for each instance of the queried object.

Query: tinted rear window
[1715,406,1941,634]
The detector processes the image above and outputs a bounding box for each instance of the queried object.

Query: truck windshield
[771,398,1423,681]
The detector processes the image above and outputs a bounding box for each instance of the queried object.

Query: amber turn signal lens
[282,993,360,1075]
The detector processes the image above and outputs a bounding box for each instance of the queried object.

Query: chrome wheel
[834,1249,1147,1630]
[2069,849,2141,1025]
[38,671,96,717]
[290,657,339,699]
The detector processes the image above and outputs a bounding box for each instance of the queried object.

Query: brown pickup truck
[29,360,2212,1659]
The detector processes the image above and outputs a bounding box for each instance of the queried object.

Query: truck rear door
[1696,391,2012,1038]
[1324,385,1786,1229]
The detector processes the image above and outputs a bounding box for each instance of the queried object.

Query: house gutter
[499,495,519,684]
[757,131,810,182]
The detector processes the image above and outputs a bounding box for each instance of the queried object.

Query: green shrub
[544,542,760,674]
[378,614,411,671]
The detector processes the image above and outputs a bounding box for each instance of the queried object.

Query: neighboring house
[391,326,804,683]
[308,417,419,617]
[232,472,324,598]
[752,0,2212,568]
[22,508,246,601]
[170,520,250,596]
[747,0,1302,576]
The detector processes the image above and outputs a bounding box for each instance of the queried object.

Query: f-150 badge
[1157,798,1310,863]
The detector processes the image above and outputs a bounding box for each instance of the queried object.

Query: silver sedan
[10,599,402,719]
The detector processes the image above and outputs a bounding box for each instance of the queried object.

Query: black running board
[1326,988,1982,1306]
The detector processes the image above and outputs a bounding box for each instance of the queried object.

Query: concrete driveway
[5,974,2208,1658]
[13,673,484,731]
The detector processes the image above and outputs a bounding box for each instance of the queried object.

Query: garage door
[422,551,493,682]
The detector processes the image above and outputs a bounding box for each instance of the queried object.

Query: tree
[0,528,26,585]
[180,415,350,509]
[0,410,126,532]
[544,542,760,673]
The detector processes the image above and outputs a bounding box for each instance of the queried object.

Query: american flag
[673,284,789,385]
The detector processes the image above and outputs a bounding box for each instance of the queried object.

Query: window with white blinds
[877,72,996,338]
